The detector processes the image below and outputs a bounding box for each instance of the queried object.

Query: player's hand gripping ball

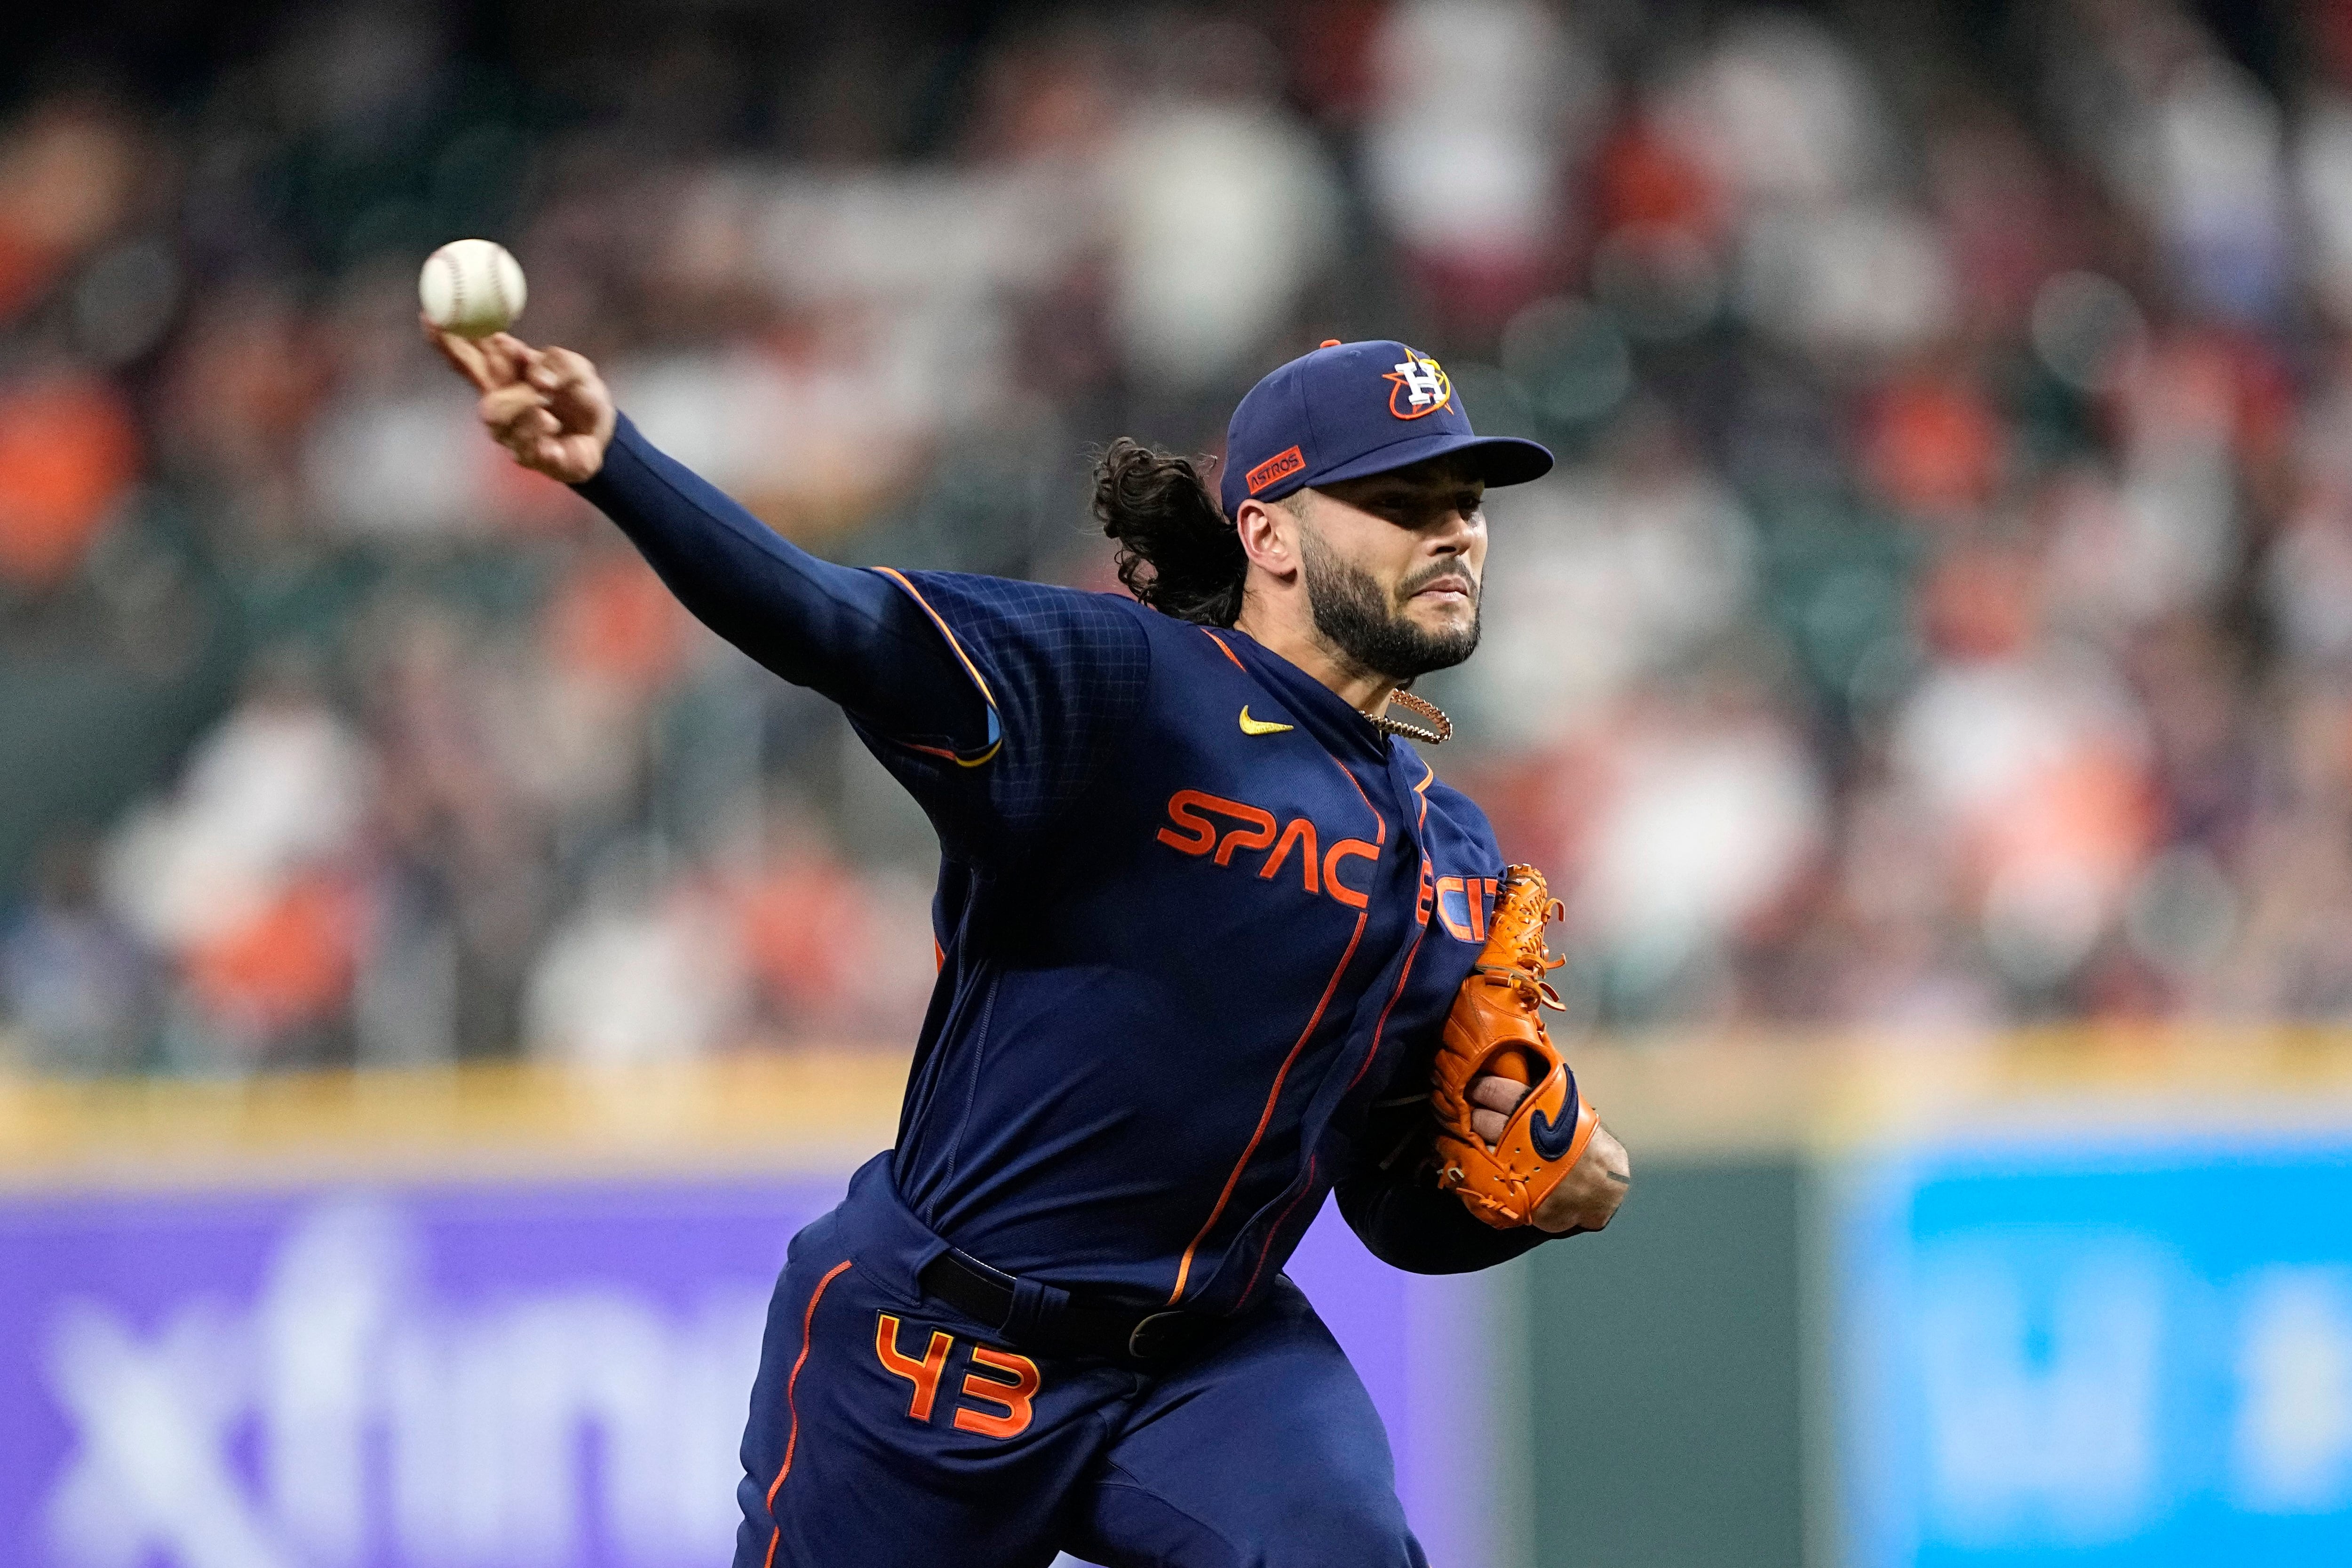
[419,239,526,340]
[1429,865,1600,1228]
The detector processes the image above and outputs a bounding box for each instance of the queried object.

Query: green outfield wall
[1522,1156,1810,1568]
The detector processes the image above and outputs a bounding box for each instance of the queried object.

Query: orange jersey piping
[1345,923,1427,1099]
[761,1259,853,1568]
[1239,1152,1320,1304]
[1201,627,1249,671]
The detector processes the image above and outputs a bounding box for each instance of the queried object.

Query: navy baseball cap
[1218,339,1553,520]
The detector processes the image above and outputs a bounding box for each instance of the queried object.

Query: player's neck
[1231,605,1398,722]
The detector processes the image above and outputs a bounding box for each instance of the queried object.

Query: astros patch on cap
[1218,339,1555,520]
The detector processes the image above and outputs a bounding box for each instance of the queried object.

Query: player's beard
[1298,526,1481,681]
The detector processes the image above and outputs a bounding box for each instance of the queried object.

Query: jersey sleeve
[1334,1106,1557,1274]
[574,415,991,759]
[852,570,1153,854]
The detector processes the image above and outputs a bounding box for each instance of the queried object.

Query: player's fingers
[536,348,610,430]
[508,410,564,461]
[528,345,588,393]
[424,317,498,392]
[479,383,548,435]
[485,398,560,465]
[496,415,572,478]
[481,333,532,387]
[538,348,615,455]
[1470,1107,1506,1146]
[1468,1075,1530,1116]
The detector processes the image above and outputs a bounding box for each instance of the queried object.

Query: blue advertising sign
[1840,1134,2352,1567]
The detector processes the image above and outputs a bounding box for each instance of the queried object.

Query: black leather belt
[917,1249,1216,1365]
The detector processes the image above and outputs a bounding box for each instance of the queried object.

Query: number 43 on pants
[874,1313,1042,1439]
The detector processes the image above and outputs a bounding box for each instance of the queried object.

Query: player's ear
[1233,496,1296,579]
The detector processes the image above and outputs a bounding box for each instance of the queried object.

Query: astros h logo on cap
[1217,338,1554,522]
[1383,349,1452,420]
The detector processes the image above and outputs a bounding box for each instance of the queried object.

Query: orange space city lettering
[1156,791,1500,938]
[1432,876,1501,943]
[1157,789,1379,909]
[874,1314,1042,1439]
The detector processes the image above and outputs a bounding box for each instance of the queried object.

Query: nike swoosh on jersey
[1238,707,1293,736]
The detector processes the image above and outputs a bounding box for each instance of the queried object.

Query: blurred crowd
[6,0,2352,1074]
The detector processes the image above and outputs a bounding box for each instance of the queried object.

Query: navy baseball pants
[735,1158,1428,1568]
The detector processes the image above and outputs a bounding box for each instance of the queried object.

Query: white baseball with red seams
[418,238,526,339]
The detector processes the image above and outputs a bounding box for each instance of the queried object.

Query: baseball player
[430,323,1631,1568]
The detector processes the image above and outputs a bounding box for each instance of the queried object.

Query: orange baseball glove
[1429,865,1597,1229]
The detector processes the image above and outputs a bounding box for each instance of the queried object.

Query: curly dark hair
[1092,438,1248,627]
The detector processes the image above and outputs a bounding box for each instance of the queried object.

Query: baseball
[419,238,526,339]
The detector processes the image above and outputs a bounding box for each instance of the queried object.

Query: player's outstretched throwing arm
[426,324,990,757]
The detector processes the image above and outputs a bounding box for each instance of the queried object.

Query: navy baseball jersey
[573,411,1563,1567]
[581,416,1546,1307]
[869,569,1535,1310]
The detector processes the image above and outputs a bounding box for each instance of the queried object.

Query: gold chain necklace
[1365,689,1452,745]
